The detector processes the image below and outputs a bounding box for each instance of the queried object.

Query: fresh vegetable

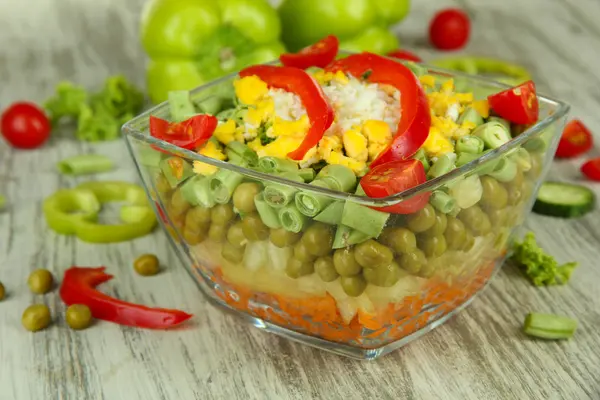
[511,232,577,286]
[278,0,408,54]
[280,35,339,70]
[555,120,593,158]
[27,269,54,295]
[150,114,218,151]
[523,313,577,340]
[134,254,161,276]
[430,56,531,86]
[57,154,114,176]
[429,8,470,51]
[0,195,6,210]
[325,52,431,167]
[0,102,51,149]
[140,0,285,104]
[21,304,52,332]
[488,80,539,125]
[59,266,192,329]
[65,304,94,330]
[387,49,422,62]
[533,182,595,218]
[43,181,157,243]
[581,158,600,181]
[239,65,334,160]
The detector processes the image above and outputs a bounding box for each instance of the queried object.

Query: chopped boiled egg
[422,127,453,157]
[472,100,490,118]
[419,75,436,88]
[233,76,269,105]
[245,97,275,126]
[193,141,226,176]
[213,119,237,145]
[272,115,309,138]
[342,128,368,161]
[317,135,342,160]
[254,136,302,158]
[326,151,366,175]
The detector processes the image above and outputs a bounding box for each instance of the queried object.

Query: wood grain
[1,0,599,399]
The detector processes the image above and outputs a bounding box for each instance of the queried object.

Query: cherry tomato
[360,159,430,214]
[1,102,51,149]
[149,114,218,151]
[488,80,539,124]
[387,49,422,63]
[555,120,593,158]
[280,35,339,70]
[581,158,600,181]
[429,8,470,51]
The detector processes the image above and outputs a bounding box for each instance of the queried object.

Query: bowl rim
[123,54,570,208]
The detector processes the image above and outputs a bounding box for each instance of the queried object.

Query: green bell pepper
[43,181,157,243]
[431,56,532,86]
[140,0,286,104]
[278,0,410,54]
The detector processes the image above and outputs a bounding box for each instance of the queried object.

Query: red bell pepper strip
[326,52,431,167]
[581,158,600,181]
[280,35,339,69]
[239,65,334,160]
[555,119,593,158]
[488,80,539,125]
[387,49,423,63]
[149,114,218,151]
[60,266,192,329]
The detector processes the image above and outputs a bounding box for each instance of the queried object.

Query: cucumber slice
[533,181,595,218]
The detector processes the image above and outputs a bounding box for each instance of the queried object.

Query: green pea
[399,249,426,274]
[418,235,447,258]
[227,222,247,248]
[222,242,245,263]
[270,228,302,248]
[208,223,227,241]
[527,153,543,179]
[211,203,235,225]
[233,182,261,213]
[301,222,334,257]
[286,258,315,279]
[354,240,394,269]
[511,169,525,189]
[418,262,436,278]
[459,206,492,236]
[21,304,51,332]
[480,176,508,210]
[242,213,269,241]
[169,188,191,218]
[314,256,339,282]
[423,213,448,237]
[444,217,467,250]
[294,241,317,263]
[379,227,417,254]
[133,254,160,276]
[462,232,475,251]
[185,206,212,228]
[27,269,54,294]
[407,204,436,233]
[65,304,93,330]
[507,185,523,206]
[488,208,507,227]
[183,226,207,245]
[363,261,404,287]
[156,174,172,195]
[340,275,367,297]
[333,248,362,276]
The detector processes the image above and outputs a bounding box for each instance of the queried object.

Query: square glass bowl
[123,58,569,360]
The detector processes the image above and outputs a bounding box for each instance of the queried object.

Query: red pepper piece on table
[326,52,431,167]
[488,80,539,125]
[360,159,430,214]
[581,158,600,181]
[149,114,218,151]
[280,35,339,70]
[555,119,593,158]
[239,65,334,160]
[387,49,423,63]
[60,267,192,329]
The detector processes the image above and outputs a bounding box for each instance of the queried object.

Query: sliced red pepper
[581,158,600,181]
[149,114,218,151]
[239,65,334,160]
[360,159,430,214]
[59,266,192,329]
[555,120,593,158]
[326,52,431,167]
[387,49,423,63]
[488,80,539,124]
[280,35,339,70]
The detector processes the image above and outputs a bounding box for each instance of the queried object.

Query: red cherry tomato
[280,35,339,70]
[387,49,422,63]
[1,102,51,149]
[581,158,600,181]
[429,8,471,51]
[488,80,539,124]
[555,119,593,158]
[360,159,430,214]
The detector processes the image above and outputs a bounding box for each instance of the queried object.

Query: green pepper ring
[430,56,532,86]
[43,181,157,243]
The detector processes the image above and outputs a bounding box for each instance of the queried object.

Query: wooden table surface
[1,0,599,399]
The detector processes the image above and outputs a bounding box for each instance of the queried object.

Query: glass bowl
[123,57,569,360]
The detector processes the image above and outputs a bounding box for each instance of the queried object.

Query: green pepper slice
[430,56,532,86]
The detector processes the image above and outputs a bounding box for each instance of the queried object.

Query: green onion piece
[315,164,356,192]
[57,154,114,176]
[278,204,307,233]
[430,191,457,214]
[473,121,512,149]
[456,152,479,168]
[263,172,303,208]
[159,157,194,188]
[488,116,510,133]
[428,153,456,179]
[341,201,388,238]
[314,201,345,225]
[254,192,281,229]
[523,313,577,340]
[181,175,215,208]
[295,179,336,217]
[456,136,485,155]
[333,224,371,249]
[457,107,484,127]
[258,156,298,173]
[413,148,430,172]
[448,204,461,217]
[209,169,244,204]
[226,141,258,168]
[168,91,196,122]
[488,158,518,182]
[524,137,547,153]
[511,147,532,171]
[298,168,316,182]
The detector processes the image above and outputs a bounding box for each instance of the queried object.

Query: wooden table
[1,0,599,399]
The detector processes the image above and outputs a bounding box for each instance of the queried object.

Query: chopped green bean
[263,172,303,208]
[226,141,258,168]
[314,201,345,225]
[413,148,430,172]
[474,121,512,149]
[456,152,479,168]
[209,169,244,204]
[258,156,298,173]
[159,157,194,188]
[298,168,316,182]
[181,175,216,208]
[430,191,457,214]
[488,116,510,133]
[316,164,356,193]
[57,154,114,176]
[168,91,196,122]
[278,203,307,233]
[333,224,371,249]
[254,192,281,229]
[341,201,388,238]
[511,147,532,171]
[458,107,484,127]
[428,153,456,179]
[523,313,577,340]
[456,136,485,155]
[295,179,335,217]
[489,158,518,182]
